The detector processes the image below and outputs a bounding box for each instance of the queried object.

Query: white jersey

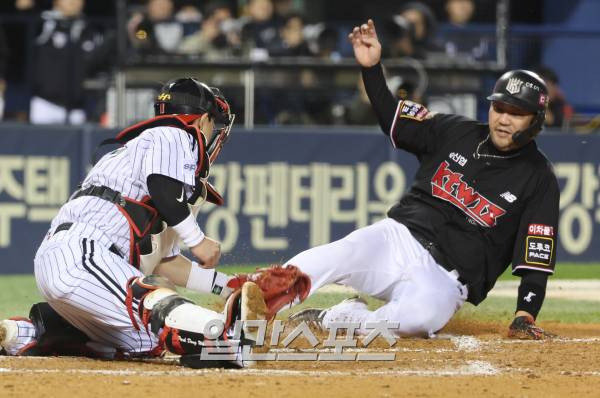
[32,125,202,355]
[50,126,199,261]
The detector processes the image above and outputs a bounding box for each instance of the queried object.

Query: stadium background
[1,2,600,396]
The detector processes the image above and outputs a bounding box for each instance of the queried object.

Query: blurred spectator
[535,66,573,129]
[272,0,294,24]
[441,0,491,60]
[332,73,378,126]
[268,13,311,57]
[178,1,240,59]
[15,0,39,12]
[29,0,113,124]
[128,0,184,54]
[0,25,8,120]
[383,15,417,58]
[312,25,341,60]
[175,0,203,36]
[239,0,278,59]
[395,2,439,59]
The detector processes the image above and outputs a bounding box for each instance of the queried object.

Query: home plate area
[1,319,600,398]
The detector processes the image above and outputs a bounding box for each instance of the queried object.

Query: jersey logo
[523,292,536,302]
[500,191,517,203]
[449,152,468,167]
[431,161,506,227]
[157,93,171,101]
[398,100,430,121]
[528,224,554,237]
[525,236,553,266]
[176,187,185,203]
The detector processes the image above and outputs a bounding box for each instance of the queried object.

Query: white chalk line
[0,361,500,377]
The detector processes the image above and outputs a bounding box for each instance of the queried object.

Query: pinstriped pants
[34,224,158,355]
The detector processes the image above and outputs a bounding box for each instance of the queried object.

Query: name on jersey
[528,223,554,237]
[431,161,506,227]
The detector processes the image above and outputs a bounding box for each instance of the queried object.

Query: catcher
[0,78,269,367]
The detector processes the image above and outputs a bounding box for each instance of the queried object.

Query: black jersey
[384,101,559,304]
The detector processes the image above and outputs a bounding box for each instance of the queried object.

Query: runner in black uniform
[286,19,559,339]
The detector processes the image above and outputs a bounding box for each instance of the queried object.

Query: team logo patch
[431,161,506,227]
[528,224,554,237]
[539,94,548,106]
[399,100,430,121]
[505,78,524,95]
[525,236,553,266]
[157,93,171,101]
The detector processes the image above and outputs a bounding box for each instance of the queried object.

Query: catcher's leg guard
[127,275,267,359]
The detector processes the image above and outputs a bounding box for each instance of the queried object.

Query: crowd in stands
[0,0,575,129]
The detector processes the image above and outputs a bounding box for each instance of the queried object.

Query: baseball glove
[227,265,311,320]
[508,315,555,340]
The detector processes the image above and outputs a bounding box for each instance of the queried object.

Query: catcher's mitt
[227,265,311,320]
[508,315,555,340]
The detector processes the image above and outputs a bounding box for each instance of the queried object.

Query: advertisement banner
[1,126,598,273]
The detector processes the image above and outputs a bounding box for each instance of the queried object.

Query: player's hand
[508,314,555,340]
[190,237,221,268]
[348,19,382,68]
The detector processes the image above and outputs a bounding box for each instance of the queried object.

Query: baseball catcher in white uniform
[0,78,268,367]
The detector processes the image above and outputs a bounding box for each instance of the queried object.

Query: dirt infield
[2,319,600,398]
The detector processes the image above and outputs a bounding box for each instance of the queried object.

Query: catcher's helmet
[154,77,229,124]
[487,69,549,146]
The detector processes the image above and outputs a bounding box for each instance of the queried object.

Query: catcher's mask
[154,78,235,165]
[487,69,549,147]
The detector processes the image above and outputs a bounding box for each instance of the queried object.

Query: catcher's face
[488,101,535,151]
[193,113,215,143]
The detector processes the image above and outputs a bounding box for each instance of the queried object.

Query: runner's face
[488,101,535,151]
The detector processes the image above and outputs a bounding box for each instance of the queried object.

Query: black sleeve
[511,166,560,275]
[361,62,448,156]
[361,62,397,134]
[516,269,548,319]
[147,174,190,226]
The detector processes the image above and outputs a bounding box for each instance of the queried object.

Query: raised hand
[348,19,382,67]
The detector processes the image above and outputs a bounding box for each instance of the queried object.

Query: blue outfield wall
[0,125,599,274]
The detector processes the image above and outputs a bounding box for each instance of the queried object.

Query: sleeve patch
[399,100,430,121]
[527,224,554,237]
[525,236,554,266]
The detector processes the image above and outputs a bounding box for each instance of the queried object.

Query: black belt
[71,185,126,206]
[410,230,468,286]
[53,222,123,258]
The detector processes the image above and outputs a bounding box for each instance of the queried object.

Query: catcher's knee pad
[127,275,229,355]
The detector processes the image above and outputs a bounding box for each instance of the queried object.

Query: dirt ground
[2,319,600,398]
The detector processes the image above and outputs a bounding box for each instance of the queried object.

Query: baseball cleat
[288,297,368,327]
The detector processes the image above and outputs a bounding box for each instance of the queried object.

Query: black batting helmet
[487,69,549,145]
[154,77,229,124]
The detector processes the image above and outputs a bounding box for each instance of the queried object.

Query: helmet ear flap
[511,111,545,147]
